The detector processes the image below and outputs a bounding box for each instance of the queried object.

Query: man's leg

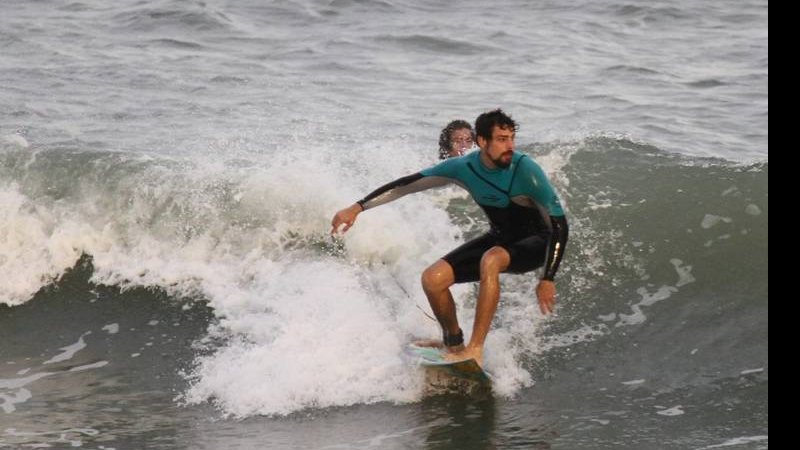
[420,259,463,350]
[447,246,510,365]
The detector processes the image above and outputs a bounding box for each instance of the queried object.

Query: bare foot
[444,344,465,353]
[444,346,483,367]
[411,339,443,348]
[411,340,465,353]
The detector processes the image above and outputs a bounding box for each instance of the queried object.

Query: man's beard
[491,151,513,169]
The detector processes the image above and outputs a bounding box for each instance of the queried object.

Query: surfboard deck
[406,343,492,386]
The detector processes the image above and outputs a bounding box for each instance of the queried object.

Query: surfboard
[406,343,492,386]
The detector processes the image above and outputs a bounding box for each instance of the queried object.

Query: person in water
[438,119,475,159]
[331,109,568,366]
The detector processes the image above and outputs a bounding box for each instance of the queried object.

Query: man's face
[479,125,515,168]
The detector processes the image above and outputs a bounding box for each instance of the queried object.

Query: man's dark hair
[438,120,474,160]
[475,109,518,141]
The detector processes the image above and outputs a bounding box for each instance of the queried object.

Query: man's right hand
[330,203,363,235]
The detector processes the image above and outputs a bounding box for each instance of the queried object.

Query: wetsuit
[356,150,568,283]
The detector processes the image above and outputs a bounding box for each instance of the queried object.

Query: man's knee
[421,260,454,291]
[480,246,510,275]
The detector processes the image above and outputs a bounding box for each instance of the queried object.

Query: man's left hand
[536,280,556,315]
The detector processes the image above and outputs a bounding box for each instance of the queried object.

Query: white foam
[1,134,29,148]
[183,260,425,417]
[2,427,100,448]
[745,204,761,216]
[540,324,609,349]
[699,435,768,448]
[481,329,535,396]
[616,285,678,327]
[656,405,684,416]
[44,332,90,365]
[700,214,732,229]
[0,361,108,412]
[68,361,108,372]
[0,387,31,413]
[0,372,51,390]
[0,184,92,305]
[0,139,563,416]
[671,258,696,287]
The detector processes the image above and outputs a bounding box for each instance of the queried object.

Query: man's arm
[542,215,568,281]
[536,215,568,314]
[356,173,454,211]
[330,172,453,234]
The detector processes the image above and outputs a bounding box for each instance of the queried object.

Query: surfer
[331,109,568,367]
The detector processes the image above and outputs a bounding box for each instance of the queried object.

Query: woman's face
[449,128,474,157]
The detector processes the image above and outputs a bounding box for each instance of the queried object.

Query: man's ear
[476,135,488,150]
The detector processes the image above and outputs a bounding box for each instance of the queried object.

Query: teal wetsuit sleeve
[518,157,564,216]
[420,156,461,178]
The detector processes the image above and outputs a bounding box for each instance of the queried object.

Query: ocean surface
[1,0,767,448]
